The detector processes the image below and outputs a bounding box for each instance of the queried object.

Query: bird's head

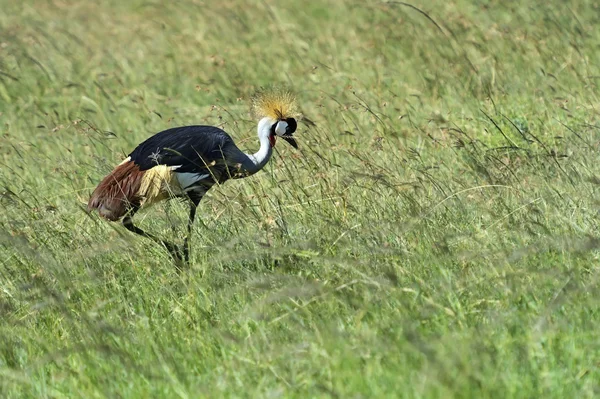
[252,87,299,149]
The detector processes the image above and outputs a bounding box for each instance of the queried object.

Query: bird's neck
[241,117,275,175]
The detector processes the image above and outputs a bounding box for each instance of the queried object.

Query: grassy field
[1,0,600,397]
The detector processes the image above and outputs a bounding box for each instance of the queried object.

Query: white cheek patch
[275,121,288,136]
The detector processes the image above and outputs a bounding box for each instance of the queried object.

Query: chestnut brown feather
[87,160,145,221]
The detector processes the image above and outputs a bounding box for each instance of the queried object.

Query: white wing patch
[117,156,132,166]
[176,172,210,190]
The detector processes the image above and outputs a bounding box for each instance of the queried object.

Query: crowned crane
[88,89,299,263]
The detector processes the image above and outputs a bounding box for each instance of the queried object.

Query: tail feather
[88,159,145,221]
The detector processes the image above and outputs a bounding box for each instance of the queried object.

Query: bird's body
[88,89,299,263]
[88,125,263,221]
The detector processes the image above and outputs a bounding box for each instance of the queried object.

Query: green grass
[1,0,600,397]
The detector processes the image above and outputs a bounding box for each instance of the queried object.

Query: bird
[87,88,299,264]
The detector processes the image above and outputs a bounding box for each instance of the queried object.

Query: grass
[1,0,600,397]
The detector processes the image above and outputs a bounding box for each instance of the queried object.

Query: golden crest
[251,87,299,120]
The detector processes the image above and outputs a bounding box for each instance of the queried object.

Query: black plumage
[129,125,240,175]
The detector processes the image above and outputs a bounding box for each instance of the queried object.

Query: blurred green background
[1,0,600,397]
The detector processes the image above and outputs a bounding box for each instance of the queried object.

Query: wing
[128,126,242,177]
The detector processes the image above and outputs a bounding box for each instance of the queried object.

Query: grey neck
[238,117,274,175]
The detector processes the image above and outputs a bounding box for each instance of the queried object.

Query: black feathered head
[252,87,299,148]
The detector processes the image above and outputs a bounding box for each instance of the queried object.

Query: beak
[281,134,298,149]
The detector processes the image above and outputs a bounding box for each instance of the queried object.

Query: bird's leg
[183,204,196,263]
[183,196,201,264]
[122,211,182,261]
